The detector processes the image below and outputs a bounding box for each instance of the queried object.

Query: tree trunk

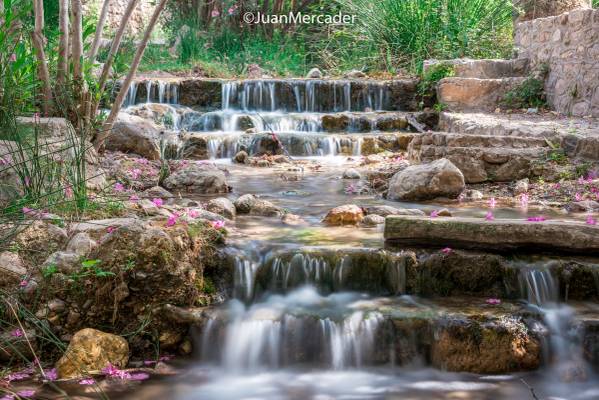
[95,0,141,97]
[57,0,70,86]
[71,0,84,82]
[88,0,111,62]
[31,0,53,116]
[96,0,169,150]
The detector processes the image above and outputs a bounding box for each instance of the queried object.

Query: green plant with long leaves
[335,0,515,72]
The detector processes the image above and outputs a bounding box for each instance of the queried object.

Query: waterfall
[124,82,138,107]
[270,253,333,291]
[519,266,559,305]
[233,256,259,302]
[145,80,152,103]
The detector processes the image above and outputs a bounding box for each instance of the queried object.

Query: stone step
[226,246,599,301]
[384,216,599,255]
[437,77,526,112]
[408,134,548,183]
[167,296,599,373]
[122,77,420,112]
[181,131,415,159]
[424,58,530,79]
[440,112,599,161]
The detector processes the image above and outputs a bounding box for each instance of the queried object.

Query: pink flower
[485,211,494,221]
[430,210,439,218]
[441,247,452,255]
[519,193,529,208]
[488,197,496,208]
[45,368,58,381]
[527,216,547,222]
[152,198,163,207]
[211,220,225,229]
[129,168,142,179]
[22,207,34,215]
[167,213,178,227]
[578,177,586,185]
[211,8,220,17]
[129,194,140,202]
[187,209,199,218]
[486,298,501,305]
[102,362,131,379]
[19,280,28,288]
[16,390,35,398]
[6,370,30,382]
[79,378,95,385]
[553,183,561,190]
[24,176,30,187]
[143,360,157,366]
[114,182,125,192]
[0,157,10,165]
[107,226,116,233]
[64,185,74,199]
[228,4,238,14]
[9,53,17,62]
[575,192,583,201]
[587,215,597,225]
[130,372,150,381]
[11,328,23,338]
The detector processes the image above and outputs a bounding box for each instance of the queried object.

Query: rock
[364,155,384,164]
[514,178,529,194]
[0,329,36,362]
[0,252,26,288]
[55,328,129,379]
[362,214,385,226]
[234,194,283,217]
[41,251,80,274]
[234,151,249,164]
[162,164,230,194]
[344,70,367,78]
[435,208,452,217]
[385,216,599,254]
[282,213,304,225]
[321,114,349,131]
[322,204,364,226]
[306,68,323,79]
[257,159,270,168]
[138,199,161,215]
[461,189,484,201]
[342,168,361,179]
[388,159,465,201]
[364,205,425,217]
[143,186,175,199]
[206,198,236,220]
[247,64,266,79]
[431,317,540,373]
[66,233,97,256]
[107,114,161,160]
[15,221,68,267]
[567,200,599,213]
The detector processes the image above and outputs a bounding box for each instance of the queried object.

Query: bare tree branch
[31,0,53,116]
[97,0,170,150]
[57,0,70,86]
[88,0,112,62]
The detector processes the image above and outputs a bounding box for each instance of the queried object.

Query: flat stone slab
[384,216,599,254]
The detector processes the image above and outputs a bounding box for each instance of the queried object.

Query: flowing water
[114,78,599,400]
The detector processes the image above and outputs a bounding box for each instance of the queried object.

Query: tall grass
[335,0,515,72]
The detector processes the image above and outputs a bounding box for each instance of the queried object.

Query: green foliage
[418,63,455,97]
[41,263,58,279]
[336,0,514,73]
[502,66,548,109]
[594,0,599,8]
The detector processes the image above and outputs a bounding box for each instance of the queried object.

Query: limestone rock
[0,252,26,288]
[41,252,80,275]
[364,205,425,217]
[514,178,529,194]
[143,185,175,199]
[306,68,323,79]
[322,204,364,226]
[66,233,97,256]
[206,197,236,220]
[15,220,68,267]
[362,214,385,226]
[344,70,367,79]
[568,200,599,213]
[388,159,465,201]
[55,328,129,379]
[163,164,230,194]
[107,113,161,160]
[234,194,283,217]
[342,168,361,179]
[234,150,249,164]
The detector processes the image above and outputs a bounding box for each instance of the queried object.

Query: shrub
[502,65,549,109]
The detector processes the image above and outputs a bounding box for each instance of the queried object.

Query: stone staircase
[425,58,531,112]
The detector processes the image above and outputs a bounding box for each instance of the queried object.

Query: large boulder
[162,164,230,194]
[234,194,284,217]
[322,204,364,226]
[387,159,465,201]
[107,113,161,160]
[0,252,26,289]
[55,328,129,379]
[206,197,236,220]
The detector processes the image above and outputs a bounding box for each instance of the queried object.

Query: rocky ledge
[384,216,599,254]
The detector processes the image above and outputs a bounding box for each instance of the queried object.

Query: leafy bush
[335,0,514,72]
[502,65,549,109]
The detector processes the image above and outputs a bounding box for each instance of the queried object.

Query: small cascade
[122,80,181,105]
[232,256,259,302]
[221,80,389,112]
[270,253,333,291]
[200,287,387,371]
[519,263,589,377]
[124,82,138,107]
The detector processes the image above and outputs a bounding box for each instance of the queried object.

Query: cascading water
[519,263,588,378]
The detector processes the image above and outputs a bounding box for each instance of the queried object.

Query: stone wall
[515,8,599,117]
[83,0,157,37]
[513,0,592,23]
